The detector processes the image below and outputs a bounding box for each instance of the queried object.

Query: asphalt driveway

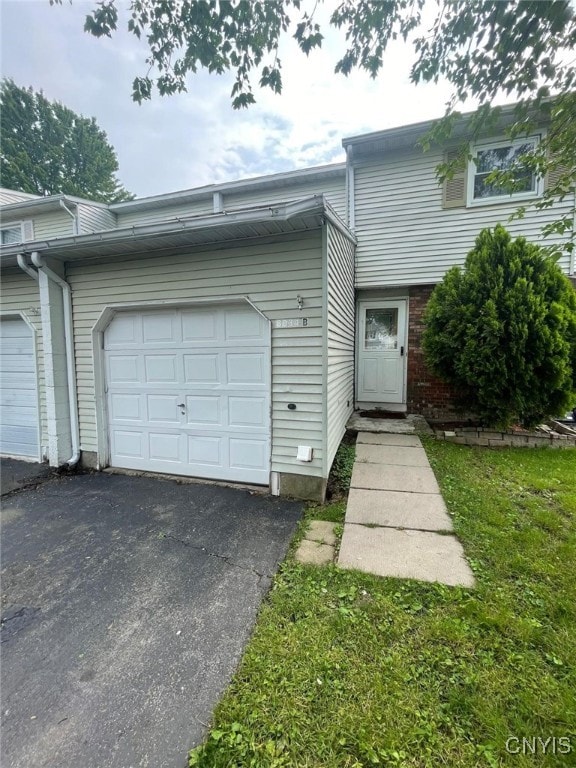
[1,469,302,768]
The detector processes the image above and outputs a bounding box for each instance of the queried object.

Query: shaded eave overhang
[342,102,545,159]
[0,195,356,268]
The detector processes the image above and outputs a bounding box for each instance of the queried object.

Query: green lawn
[189,441,576,767]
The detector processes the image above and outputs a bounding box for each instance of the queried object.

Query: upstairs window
[0,220,34,244]
[0,224,23,245]
[468,137,541,204]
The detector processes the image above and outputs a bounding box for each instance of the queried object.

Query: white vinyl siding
[66,231,326,478]
[0,269,46,452]
[354,148,574,287]
[77,203,117,234]
[113,176,347,230]
[325,222,355,469]
[8,210,76,241]
[115,200,214,229]
[225,176,347,221]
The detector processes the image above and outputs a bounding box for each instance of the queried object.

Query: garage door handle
[177,403,185,409]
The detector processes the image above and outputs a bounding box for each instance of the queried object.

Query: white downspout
[17,253,39,281]
[346,145,355,231]
[60,199,80,234]
[30,252,80,467]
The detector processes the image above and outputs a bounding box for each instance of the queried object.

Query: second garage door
[0,317,39,459]
[104,305,271,484]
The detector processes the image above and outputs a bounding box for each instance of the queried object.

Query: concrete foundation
[80,451,98,470]
[279,472,327,502]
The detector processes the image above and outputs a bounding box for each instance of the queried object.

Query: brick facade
[406,285,465,421]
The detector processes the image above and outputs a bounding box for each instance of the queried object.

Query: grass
[189,441,576,767]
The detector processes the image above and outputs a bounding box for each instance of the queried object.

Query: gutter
[1,195,356,263]
[22,252,80,468]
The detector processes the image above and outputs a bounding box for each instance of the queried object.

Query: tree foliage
[53,0,576,248]
[422,225,576,429]
[0,79,133,202]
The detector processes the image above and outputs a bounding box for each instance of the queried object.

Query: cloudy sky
[2,0,469,198]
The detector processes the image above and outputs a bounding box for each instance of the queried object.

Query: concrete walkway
[338,430,474,587]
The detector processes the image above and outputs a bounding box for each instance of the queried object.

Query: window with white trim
[468,136,541,204]
[0,223,23,245]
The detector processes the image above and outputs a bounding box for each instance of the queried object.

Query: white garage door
[104,305,271,484]
[0,317,39,458]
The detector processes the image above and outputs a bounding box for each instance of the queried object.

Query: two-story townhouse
[1,109,573,499]
[345,115,575,420]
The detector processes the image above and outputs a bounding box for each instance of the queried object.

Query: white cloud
[0,0,510,198]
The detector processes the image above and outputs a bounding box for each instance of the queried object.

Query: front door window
[364,308,398,350]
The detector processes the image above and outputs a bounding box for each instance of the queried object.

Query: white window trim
[0,221,24,245]
[466,135,543,207]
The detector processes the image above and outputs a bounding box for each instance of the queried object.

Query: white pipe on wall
[31,252,80,468]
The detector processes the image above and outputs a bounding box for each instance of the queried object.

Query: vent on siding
[22,220,35,241]
[442,149,467,209]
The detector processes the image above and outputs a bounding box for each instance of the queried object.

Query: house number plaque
[274,318,308,328]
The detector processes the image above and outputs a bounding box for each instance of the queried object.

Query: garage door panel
[226,353,266,384]
[144,355,179,383]
[112,430,144,458]
[0,371,37,387]
[186,396,221,426]
[142,312,178,343]
[0,354,35,373]
[229,438,268,469]
[108,355,140,383]
[188,435,222,466]
[224,309,266,341]
[147,395,181,423]
[184,354,219,383]
[0,318,39,459]
[0,430,38,456]
[110,393,141,421]
[149,432,181,462]
[0,405,39,427]
[105,313,139,346]
[229,397,266,428]
[105,306,270,484]
[1,389,38,407]
[181,311,218,343]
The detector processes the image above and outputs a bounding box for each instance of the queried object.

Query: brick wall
[407,285,466,421]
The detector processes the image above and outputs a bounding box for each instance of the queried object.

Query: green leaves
[0,79,133,202]
[423,225,576,428]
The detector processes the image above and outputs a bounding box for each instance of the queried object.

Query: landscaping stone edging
[435,426,576,449]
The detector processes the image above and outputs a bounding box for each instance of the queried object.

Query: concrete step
[357,432,422,447]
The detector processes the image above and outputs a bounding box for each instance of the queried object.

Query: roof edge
[0,195,349,261]
[109,162,346,213]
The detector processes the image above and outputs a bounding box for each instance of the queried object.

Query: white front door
[104,304,271,484]
[357,300,407,404]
